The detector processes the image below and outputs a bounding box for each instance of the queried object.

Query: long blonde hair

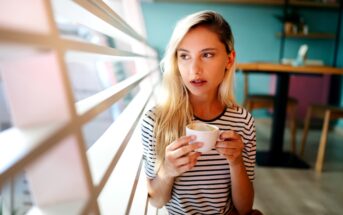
[154,10,237,169]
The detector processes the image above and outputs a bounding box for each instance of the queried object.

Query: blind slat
[0,28,153,59]
[53,0,146,45]
[0,122,71,186]
[76,69,155,124]
[97,126,144,214]
[87,84,153,188]
[90,0,149,44]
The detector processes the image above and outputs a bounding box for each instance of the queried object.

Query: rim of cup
[186,122,219,132]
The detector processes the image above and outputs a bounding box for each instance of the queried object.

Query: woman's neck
[190,95,224,120]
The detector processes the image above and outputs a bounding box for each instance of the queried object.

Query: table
[237,62,343,168]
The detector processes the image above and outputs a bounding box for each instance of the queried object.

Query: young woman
[141,11,258,215]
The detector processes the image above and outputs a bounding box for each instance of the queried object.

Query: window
[0,0,159,214]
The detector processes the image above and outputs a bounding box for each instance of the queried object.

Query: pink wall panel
[270,75,330,121]
[289,75,330,120]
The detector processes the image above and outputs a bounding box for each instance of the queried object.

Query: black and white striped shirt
[141,106,256,214]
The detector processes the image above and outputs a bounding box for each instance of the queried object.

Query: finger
[177,164,192,175]
[216,148,236,155]
[175,151,201,167]
[173,141,203,158]
[219,130,240,140]
[167,135,196,151]
[216,140,243,149]
[215,148,227,156]
[177,152,201,172]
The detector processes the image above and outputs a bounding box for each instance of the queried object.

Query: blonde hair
[154,10,237,169]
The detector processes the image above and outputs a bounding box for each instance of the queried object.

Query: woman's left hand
[215,130,244,166]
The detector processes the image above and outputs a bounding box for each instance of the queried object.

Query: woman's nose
[190,58,202,75]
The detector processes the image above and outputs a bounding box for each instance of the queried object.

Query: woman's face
[177,25,233,99]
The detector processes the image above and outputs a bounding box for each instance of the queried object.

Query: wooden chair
[300,104,343,173]
[243,72,298,153]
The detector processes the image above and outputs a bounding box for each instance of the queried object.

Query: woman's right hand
[162,135,203,178]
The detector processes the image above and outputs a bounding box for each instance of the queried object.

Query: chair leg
[288,105,297,154]
[315,110,331,174]
[300,106,312,157]
[246,100,252,112]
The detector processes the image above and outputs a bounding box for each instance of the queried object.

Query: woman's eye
[203,53,214,58]
[179,54,190,60]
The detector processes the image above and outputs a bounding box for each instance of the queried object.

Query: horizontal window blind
[0,0,159,214]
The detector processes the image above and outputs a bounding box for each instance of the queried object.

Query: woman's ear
[226,50,236,70]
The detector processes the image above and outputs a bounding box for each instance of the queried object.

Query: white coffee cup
[186,122,220,153]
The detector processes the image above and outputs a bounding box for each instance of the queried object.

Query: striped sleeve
[141,108,157,179]
[241,108,256,181]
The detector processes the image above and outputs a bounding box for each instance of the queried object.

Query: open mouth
[190,79,207,86]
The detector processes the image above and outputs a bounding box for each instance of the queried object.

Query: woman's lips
[190,79,207,87]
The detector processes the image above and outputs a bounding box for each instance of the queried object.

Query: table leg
[256,73,309,168]
[271,73,289,156]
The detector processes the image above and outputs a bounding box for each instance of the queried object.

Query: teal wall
[141,2,343,124]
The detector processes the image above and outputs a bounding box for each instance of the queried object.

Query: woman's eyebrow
[176,48,189,52]
[177,48,217,52]
[201,48,217,52]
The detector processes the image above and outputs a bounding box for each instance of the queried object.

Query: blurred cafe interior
[0,0,343,214]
